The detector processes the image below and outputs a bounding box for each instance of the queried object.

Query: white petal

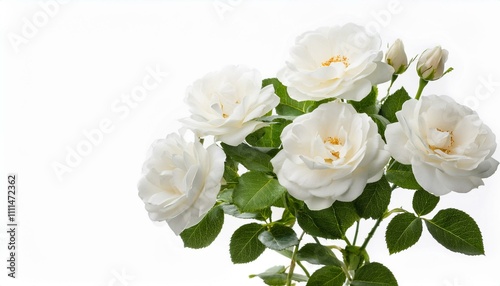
[304,196,336,211]
[385,123,412,164]
[412,159,452,196]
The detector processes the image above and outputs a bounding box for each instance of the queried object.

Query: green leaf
[230,223,266,264]
[380,87,410,123]
[351,262,398,286]
[221,204,268,221]
[412,190,440,216]
[344,245,369,271]
[250,266,288,286]
[223,157,239,185]
[276,208,296,226]
[369,114,390,140]
[273,193,287,209]
[250,265,308,285]
[221,143,273,173]
[386,161,422,190]
[385,213,422,254]
[425,208,484,255]
[333,202,359,233]
[297,243,342,267]
[246,118,291,148]
[180,206,224,249]
[262,78,318,116]
[354,176,392,219]
[306,266,346,286]
[349,86,379,115]
[218,188,234,203]
[284,192,304,216]
[233,171,287,212]
[258,224,298,251]
[297,202,358,239]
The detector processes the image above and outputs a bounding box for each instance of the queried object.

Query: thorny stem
[286,232,305,286]
[358,206,408,253]
[359,217,383,253]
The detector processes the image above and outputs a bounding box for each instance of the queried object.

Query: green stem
[415,78,428,100]
[385,74,398,98]
[383,208,407,219]
[286,232,305,286]
[343,235,352,246]
[359,217,383,252]
[297,261,310,278]
[326,245,344,252]
[312,236,321,245]
[352,220,360,245]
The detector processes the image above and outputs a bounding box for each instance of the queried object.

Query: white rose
[138,132,226,235]
[385,39,408,74]
[271,101,390,210]
[180,65,280,146]
[416,46,449,81]
[277,23,394,102]
[385,95,498,195]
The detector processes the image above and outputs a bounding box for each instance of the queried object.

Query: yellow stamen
[324,137,342,163]
[331,151,340,158]
[322,55,350,68]
[430,129,454,154]
[325,137,342,145]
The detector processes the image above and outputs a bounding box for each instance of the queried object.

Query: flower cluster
[138,23,497,285]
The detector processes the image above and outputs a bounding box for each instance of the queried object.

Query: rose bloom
[271,101,390,210]
[277,23,394,102]
[385,38,408,75]
[385,95,498,195]
[138,132,225,235]
[416,46,449,81]
[181,65,280,146]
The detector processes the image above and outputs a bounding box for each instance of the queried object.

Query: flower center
[428,128,454,154]
[219,100,241,119]
[322,55,350,68]
[219,103,229,118]
[324,136,343,163]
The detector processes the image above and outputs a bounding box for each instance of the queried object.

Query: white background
[1,1,500,285]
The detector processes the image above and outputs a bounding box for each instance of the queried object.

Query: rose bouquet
[137,23,498,285]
